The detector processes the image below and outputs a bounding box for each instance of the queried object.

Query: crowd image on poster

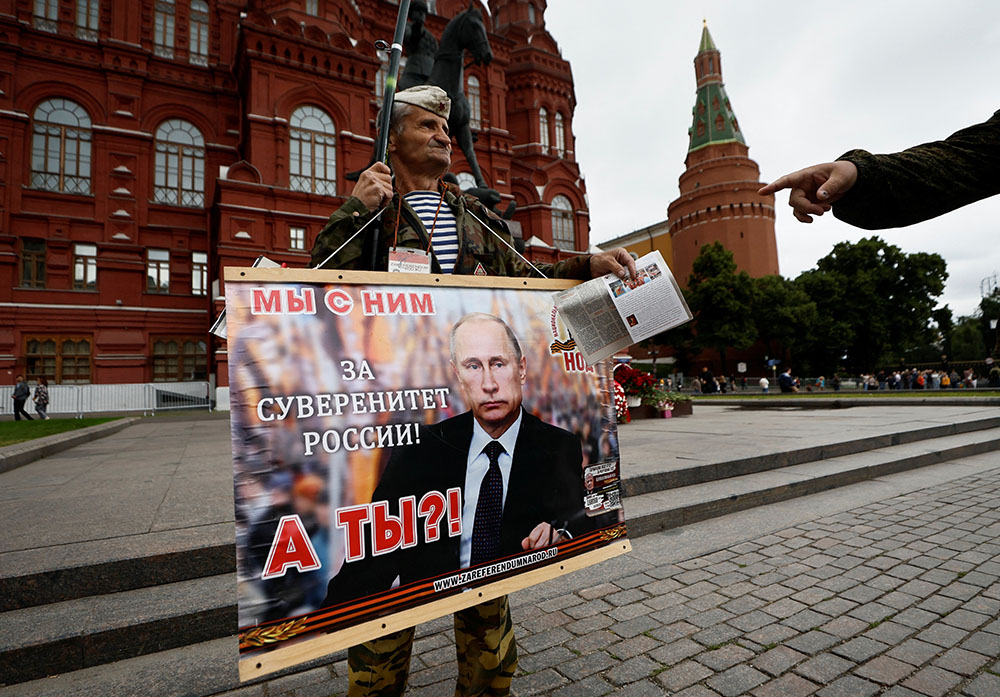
[225,271,629,677]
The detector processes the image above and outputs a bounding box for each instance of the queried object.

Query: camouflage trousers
[347,596,517,697]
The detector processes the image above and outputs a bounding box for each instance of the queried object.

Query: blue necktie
[470,441,505,566]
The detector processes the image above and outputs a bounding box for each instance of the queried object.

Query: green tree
[978,289,1000,357]
[951,316,987,360]
[751,274,817,367]
[686,242,757,374]
[794,237,946,374]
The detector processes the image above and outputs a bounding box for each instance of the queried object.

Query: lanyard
[393,181,446,254]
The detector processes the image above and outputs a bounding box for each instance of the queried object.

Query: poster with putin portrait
[225,268,630,679]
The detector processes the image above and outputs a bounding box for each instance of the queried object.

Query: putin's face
[451,318,526,439]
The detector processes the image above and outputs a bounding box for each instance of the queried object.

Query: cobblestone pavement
[388,467,1000,697]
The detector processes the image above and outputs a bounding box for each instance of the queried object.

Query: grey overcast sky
[541,0,1000,319]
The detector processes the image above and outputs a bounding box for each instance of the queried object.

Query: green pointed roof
[687,23,745,153]
[698,21,716,53]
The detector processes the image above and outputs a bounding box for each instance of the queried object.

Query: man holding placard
[309,85,634,697]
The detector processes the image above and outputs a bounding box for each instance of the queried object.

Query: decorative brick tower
[490,0,589,263]
[666,23,778,286]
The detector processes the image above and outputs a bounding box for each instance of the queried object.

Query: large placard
[225,269,630,679]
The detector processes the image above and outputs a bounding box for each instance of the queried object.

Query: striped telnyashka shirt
[403,190,459,273]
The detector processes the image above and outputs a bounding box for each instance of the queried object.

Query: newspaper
[209,255,282,339]
[553,250,692,364]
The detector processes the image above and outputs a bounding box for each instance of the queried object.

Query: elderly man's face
[451,319,526,439]
[388,109,451,177]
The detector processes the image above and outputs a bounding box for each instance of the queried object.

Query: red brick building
[0,0,588,400]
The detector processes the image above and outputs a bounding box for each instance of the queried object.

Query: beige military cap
[394,85,451,119]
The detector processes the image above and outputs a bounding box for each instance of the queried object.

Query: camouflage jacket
[833,109,1000,229]
[309,182,592,279]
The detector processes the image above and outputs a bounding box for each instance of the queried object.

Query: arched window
[76,0,100,41]
[189,0,209,66]
[154,119,205,207]
[467,75,481,130]
[455,172,476,191]
[554,112,565,157]
[551,195,575,251]
[539,107,549,152]
[31,99,92,194]
[290,105,337,196]
[154,0,175,58]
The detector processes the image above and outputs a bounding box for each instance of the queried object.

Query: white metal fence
[0,382,211,418]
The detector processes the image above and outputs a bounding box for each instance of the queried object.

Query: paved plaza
[343,456,1000,697]
[2,406,999,696]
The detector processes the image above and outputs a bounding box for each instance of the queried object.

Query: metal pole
[368,0,411,270]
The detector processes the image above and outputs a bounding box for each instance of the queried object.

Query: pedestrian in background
[33,376,50,420]
[12,374,33,421]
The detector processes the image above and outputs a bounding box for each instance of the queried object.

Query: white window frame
[31,98,93,194]
[34,0,58,32]
[76,0,100,41]
[154,0,176,58]
[154,119,205,207]
[192,251,207,296]
[73,243,98,291]
[189,0,209,66]
[539,107,549,152]
[289,106,337,196]
[551,195,575,251]
[467,75,482,130]
[147,249,171,294]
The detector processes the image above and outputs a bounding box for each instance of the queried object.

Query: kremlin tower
[666,22,779,284]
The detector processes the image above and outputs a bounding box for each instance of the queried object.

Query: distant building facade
[0,0,587,397]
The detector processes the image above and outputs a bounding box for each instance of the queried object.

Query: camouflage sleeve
[832,109,1000,229]
[463,195,593,280]
[309,196,379,269]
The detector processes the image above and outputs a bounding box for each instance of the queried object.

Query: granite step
[620,413,1000,497]
[0,573,237,685]
[0,523,235,612]
[624,426,1000,538]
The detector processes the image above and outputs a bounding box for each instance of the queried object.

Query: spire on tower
[688,22,744,153]
[699,21,716,53]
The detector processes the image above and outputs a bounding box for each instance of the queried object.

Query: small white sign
[737,362,747,373]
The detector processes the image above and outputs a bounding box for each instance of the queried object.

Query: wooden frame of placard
[224,268,631,681]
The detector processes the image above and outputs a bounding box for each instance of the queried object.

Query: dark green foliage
[652,237,948,376]
[952,316,987,360]
[685,243,758,374]
[752,274,817,369]
[794,237,946,374]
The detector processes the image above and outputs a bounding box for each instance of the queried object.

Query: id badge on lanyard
[388,247,432,274]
